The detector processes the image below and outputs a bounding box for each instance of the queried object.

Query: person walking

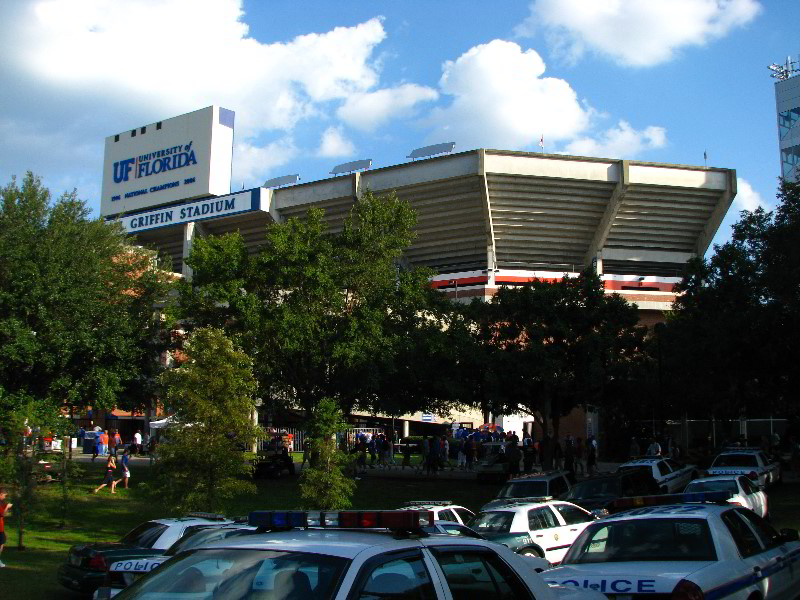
[94,454,118,494]
[0,487,11,567]
[646,437,661,456]
[114,448,131,490]
[629,437,641,458]
[587,435,598,475]
[108,429,117,457]
[401,439,412,470]
[574,437,585,476]
[92,430,100,462]
[133,430,142,455]
[301,438,311,469]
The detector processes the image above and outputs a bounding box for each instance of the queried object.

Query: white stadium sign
[101,105,234,217]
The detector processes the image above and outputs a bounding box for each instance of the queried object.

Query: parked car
[684,474,768,519]
[561,470,660,515]
[401,500,475,525]
[57,513,234,594]
[481,470,572,510]
[708,447,782,488]
[469,498,596,564]
[617,456,698,493]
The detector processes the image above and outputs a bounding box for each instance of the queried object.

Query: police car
[545,492,800,600]
[94,524,257,598]
[617,456,698,494]
[469,498,596,564]
[401,500,475,525]
[708,448,782,488]
[110,509,607,600]
[684,475,768,519]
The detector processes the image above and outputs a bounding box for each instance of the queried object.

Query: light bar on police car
[402,500,453,507]
[248,510,435,530]
[610,490,732,512]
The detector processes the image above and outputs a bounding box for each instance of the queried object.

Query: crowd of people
[342,427,601,480]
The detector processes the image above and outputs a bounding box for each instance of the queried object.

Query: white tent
[148,416,177,430]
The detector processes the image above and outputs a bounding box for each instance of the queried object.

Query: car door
[720,509,792,600]
[526,506,561,561]
[551,503,595,561]
[655,461,673,492]
[428,546,534,600]
[666,459,691,490]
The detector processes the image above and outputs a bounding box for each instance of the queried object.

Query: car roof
[479,499,569,512]
[506,470,568,481]
[621,457,663,465]
[198,528,496,559]
[605,504,726,522]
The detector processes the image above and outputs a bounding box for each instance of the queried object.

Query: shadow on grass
[2,546,85,599]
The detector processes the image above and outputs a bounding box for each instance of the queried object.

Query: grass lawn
[1,457,502,599]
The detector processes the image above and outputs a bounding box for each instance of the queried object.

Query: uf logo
[113,158,136,183]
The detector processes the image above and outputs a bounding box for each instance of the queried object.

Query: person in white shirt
[133,430,142,454]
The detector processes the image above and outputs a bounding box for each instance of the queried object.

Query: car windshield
[497,480,548,498]
[115,548,349,599]
[120,522,169,549]
[684,480,738,494]
[562,518,716,564]
[469,511,514,534]
[564,478,621,499]
[712,454,758,467]
[164,528,252,557]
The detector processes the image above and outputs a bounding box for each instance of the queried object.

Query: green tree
[659,179,800,433]
[153,327,261,512]
[298,398,356,509]
[175,190,461,420]
[0,172,172,546]
[477,269,645,440]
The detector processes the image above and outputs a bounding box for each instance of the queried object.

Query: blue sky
[1,0,797,251]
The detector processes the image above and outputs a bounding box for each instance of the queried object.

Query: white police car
[545,492,800,600]
[617,457,698,493]
[110,509,607,600]
[684,475,768,519]
[401,500,475,525]
[95,524,257,598]
[469,498,596,564]
[708,448,782,488]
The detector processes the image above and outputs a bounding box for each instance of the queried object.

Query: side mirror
[780,528,799,542]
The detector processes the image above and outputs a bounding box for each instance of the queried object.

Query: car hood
[545,561,715,594]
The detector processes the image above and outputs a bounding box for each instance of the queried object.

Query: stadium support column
[182,221,206,280]
[584,159,628,269]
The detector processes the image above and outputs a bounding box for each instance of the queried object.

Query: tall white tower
[770,56,800,182]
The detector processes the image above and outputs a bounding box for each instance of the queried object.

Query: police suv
[109,509,607,600]
[545,492,800,600]
[708,448,782,488]
[617,457,698,494]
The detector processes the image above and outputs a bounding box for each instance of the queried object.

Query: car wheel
[519,547,544,559]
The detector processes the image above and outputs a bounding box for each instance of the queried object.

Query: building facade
[772,56,800,183]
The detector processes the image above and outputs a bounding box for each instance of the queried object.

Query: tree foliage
[298,398,356,510]
[152,327,261,512]
[465,270,646,437]
[0,172,173,425]
[659,179,800,423]
[175,190,460,419]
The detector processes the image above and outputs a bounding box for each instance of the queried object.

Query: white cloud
[317,127,356,158]
[517,0,762,67]
[563,121,667,157]
[232,138,298,187]
[425,40,590,150]
[7,1,387,136]
[338,84,438,132]
[733,177,769,212]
